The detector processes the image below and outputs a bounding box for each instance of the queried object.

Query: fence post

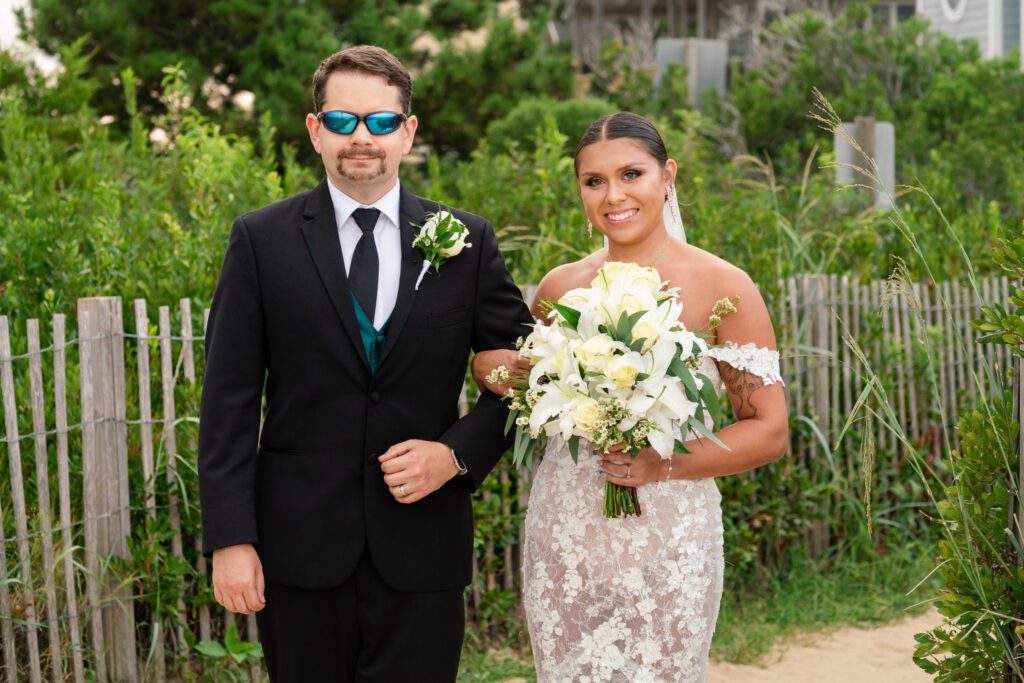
[78,297,138,682]
[805,275,832,557]
[1010,356,1024,682]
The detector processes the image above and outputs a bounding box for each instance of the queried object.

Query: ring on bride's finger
[627,465,632,478]
[399,484,407,497]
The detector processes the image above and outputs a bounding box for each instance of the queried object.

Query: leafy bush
[414,14,575,156]
[723,2,1024,219]
[0,48,312,320]
[485,97,615,153]
[912,236,1024,679]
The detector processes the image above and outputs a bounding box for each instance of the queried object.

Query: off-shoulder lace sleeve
[705,342,784,385]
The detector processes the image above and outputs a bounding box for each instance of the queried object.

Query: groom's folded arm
[199,217,267,556]
[441,219,532,491]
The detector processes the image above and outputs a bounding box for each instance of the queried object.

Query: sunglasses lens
[322,112,358,134]
[365,113,403,135]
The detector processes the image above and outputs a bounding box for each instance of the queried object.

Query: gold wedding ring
[627,465,631,478]
[399,484,407,497]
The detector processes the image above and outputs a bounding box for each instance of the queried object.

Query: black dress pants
[255,549,465,682]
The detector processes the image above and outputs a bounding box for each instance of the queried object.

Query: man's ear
[306,113,322,154]
[402,114,419,154]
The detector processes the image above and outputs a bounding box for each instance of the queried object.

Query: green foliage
[913,393,1023,678]
[912,238,1024,678]
[0,53,311,320]
[427,0,491,35]
[196,624,264,680]
[414,15,575,155]
[974,234,1024,355]
[723,2,1024,218]
[22,0,342,146]
[485,97,615,153]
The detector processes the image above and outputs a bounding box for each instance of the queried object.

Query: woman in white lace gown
[474,112,789,682]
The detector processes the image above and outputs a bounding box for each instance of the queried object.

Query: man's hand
[380,440,460,504]
[212,544,266,615]
[471,348,530,396]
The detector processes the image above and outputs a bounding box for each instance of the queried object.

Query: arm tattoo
[718,364,766,420]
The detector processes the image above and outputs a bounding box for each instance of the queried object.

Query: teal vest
[352,295,390,374]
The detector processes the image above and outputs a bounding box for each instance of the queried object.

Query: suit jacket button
[370,391,380,402]
[367,452,377,464]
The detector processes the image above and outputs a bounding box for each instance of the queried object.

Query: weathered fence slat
[52,315,85,683]
[28,320,63,683]
[78,298,138,682]
[788,277,803,463]
[0,316,43,683]
[158,306,190,674]
[133,300,164,682]
[0,323,19,683]
[180,299,212,647]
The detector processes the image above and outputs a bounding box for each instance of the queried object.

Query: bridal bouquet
[495,261,733,517]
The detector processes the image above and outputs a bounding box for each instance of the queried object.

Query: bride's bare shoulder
[530,251,604,317]
[674,243,757,294]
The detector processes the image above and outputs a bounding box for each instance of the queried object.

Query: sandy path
[706,611,936,683]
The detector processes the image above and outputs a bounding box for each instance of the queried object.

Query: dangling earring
[587,220,593,238]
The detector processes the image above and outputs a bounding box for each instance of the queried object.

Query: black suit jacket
[198,180,532,591]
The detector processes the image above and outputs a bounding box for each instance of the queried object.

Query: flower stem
[604,482,642,518]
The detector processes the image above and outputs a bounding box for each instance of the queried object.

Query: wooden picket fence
[0,274,1019,681]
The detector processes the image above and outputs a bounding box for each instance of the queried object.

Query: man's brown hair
[312,45,413,114]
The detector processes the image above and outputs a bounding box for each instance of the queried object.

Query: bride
[473,112,790,682]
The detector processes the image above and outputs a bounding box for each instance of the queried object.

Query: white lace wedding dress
[522,343,782,683]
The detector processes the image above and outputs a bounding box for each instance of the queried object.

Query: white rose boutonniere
[411,209,472,290]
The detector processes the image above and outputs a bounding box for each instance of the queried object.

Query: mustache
[337,149,385,160]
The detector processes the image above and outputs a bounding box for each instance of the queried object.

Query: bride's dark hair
[573,112,668,175]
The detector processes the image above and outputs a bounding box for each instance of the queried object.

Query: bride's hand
[600,445,669,487]
[471,348,529,395]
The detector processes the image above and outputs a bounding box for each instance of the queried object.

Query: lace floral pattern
[704,342,783,386]
[523,356,731,683]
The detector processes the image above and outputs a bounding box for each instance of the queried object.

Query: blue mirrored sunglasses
[316,110,407,135]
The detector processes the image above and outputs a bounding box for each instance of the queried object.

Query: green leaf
[697,374,722,427]
[504,408,516,436]
[196,640,228,658]
[224,624,240,651]
[568,436,580,464]
[551,302,581,328]
[687,416,728,450]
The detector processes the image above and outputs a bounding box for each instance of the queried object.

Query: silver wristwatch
[449,447,468,476]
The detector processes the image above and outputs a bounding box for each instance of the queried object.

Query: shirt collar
[326,178,402,231]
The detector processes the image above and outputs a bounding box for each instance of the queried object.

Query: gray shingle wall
[919,1,991,53]
[1003,0,1021,57]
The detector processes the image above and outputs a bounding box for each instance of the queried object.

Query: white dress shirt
[326,179,403,329]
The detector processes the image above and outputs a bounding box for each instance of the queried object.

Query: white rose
[591,261,630,291]
[605,353,644,388]
[631,319,661,351]
[573,333,620,372]
[573,397,603,432]
[594,261,664,297]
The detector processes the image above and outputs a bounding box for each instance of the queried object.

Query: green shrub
[485,97,615,153]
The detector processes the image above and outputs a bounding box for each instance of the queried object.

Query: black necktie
[349,208,380,320]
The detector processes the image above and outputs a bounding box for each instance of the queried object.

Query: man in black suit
[198,45,531,682]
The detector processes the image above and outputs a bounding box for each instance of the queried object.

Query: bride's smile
[575,136,678,248]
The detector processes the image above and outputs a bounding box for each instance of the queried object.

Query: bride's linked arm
[470,267,564,392]
[600,272,789,486]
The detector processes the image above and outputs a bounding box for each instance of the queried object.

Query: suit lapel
[377,186,427,367]
[299,180,371,372]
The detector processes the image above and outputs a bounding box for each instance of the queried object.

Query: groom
[198,45,531,681]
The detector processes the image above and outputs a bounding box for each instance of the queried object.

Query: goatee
[336,151,387,182]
